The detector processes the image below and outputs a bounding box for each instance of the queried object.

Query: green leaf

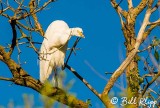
[86,99,92,106]
[154,50,159,62]
[138,77,144,85]
[152,36,160,46]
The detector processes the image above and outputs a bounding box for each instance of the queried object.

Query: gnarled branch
[0,46,88,108]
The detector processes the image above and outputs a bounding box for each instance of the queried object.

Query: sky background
[0,0,159,108]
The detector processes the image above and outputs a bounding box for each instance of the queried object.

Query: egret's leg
[54,69,58,87]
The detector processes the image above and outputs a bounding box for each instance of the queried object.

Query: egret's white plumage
[39,20,84,85]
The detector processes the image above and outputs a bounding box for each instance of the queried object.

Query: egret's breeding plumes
[39,20,84,86]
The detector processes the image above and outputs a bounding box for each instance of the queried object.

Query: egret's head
[71,28,85,38]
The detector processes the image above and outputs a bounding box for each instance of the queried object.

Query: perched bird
[39,20,84,86]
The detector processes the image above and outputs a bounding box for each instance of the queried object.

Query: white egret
[39,20,84,86]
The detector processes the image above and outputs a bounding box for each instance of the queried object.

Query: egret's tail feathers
[40,70,47,83]
[40,66,53,83]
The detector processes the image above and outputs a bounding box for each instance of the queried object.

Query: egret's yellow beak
[78,31,85,38]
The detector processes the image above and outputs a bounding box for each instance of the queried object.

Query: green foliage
[154,50,159,62]
[152,37,160,47]
[23,94,34,108]
[86,99,92,107]
[41,95,55,108]
[152,36,160,62]
[134,55,141,62]
[0,71,75,108]
[138,76,144,85]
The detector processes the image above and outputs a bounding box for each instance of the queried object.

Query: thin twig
[66,64,102,101]
[138,44,152,52]
[26,37,39,55]
[84,60,125,91]
[16,21,35,31]
[141,70,160,96]
[127,0,133,9]
[0,77,14,81]
[151,1,160,13]
[64,37,81,69]
[29,0,44,36]
[148,18,160,26]
[35,0,56,13]
[16,42,22,65]
[110,0,127,18]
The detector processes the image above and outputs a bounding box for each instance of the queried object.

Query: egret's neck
[70,28,77,36]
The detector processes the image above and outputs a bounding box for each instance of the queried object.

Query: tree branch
[66,64,102,101]
[35,0,56,13]
[9,20,17,56]
[110,0,127,18]
[0,46,88,108]
[64,37,81,69]
[16,21,35,31]
[148,18,160,26]
[141,70,160,96]
[29,0,44,36]
[151,0,160,13]
[101,5,152,105]
[0,76,14,81]
[127,0,133,9]
[142,21,160,41]
[133,0,148,17]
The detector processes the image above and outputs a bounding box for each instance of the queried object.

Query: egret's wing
[39,20,70,83]
[39,43,52,82]
[44,20,70,49]
[39,47,66,83]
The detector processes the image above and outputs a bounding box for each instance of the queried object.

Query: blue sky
[0,0,159,108]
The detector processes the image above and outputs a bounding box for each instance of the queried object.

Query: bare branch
[127,0,133,9]
[133,0,148,17]
[3,0,56,20]
[151,0,160,13]
[148,18,160,26]
[148,0,154,9]
[16,43,21,65]
[0,7,9,14]
[0,77,14,81]
[142,22,159,41]
[16,21,35,31]
[0,12,10,19]
[9,20,17,56]
[14,0,27,8]
[110,0,127,18]
[29,0,44,36]
[16,24,39,55]
[66,64,102,101]
[35,0,56,13]
[138,45,152,52]
[141,70,160,96]
[134,12,151,49]
[0,46,88,108]
[26,37,39,55]
[85,60,125,91]
[101,5,152,105]
[64,37,81,69]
